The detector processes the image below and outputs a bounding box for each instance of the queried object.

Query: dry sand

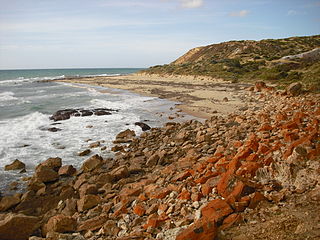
[56,73,254,119]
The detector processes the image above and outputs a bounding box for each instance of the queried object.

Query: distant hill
[142,35,320,91]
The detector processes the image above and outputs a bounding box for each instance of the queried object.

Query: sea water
[0,68,191,193]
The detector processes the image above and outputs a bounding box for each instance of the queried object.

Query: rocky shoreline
[0,82,319,240]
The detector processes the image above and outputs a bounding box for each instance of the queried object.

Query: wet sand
[56,73,254,119]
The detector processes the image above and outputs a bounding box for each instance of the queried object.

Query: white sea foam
[0,91,18,101]
[0,75,66,86]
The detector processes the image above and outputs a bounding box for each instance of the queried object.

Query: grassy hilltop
[142,35,320,91]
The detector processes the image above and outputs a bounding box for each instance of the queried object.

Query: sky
[0,0,319,69]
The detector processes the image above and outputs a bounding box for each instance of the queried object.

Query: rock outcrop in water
[49,108,118,121]
[0,83,319,240]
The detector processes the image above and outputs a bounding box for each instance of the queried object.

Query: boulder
[146,154,159,167]
[0,195,21,212]
[286,82,302,96]
[43,214,76,236]
[78,149,91,156]
[110,165,129,181]
[135,122,151,131]
[50,108,116,121]
[77,215,108,231]
[38,157,62,171]
[77,194,101,212]
[114,129,136,143]
[4,159,26,171]
[58,165,76,176]
[81,154,103,172]
[35,165,59,183]
[0,213,38,240]
[176,218,217,240]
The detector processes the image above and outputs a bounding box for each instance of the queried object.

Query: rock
[114,129,136,143]
[135,122,151,131]
[49,108,116,121]
[111,145,124,152]
[38,157,62,171]
[223,97,229,102]
[146,154,159,167]
[35,165,59,183]
[0,195,21,211]
[47,127,62,132]
[103,220,120,236]
[89,141,100,148]
[0,213,38,240]
[43,214,76,235]
[81,154,103,172]
[79,184,98,198]
[286,82,302,96]
[78,149,91,156]
[176,218,217,240]
[254,81,266,92]
[58,165,76,176]
[201,199,233,222]
[110,165,129,180]
[4,159,26,171]
[77,194,101,212]
[77,215,108,231]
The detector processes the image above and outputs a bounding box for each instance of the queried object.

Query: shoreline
[55,73,255,120]
[0,80,319,239]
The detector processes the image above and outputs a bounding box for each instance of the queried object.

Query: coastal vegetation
[142,35,320,91]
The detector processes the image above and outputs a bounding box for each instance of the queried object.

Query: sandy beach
[56,73,256,119]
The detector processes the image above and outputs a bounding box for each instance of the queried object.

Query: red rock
[191,192,203,202]
[176,218,217,240]
[201,199,233,223]
[178,190,191,200]
[81,154,103,172]
[236,162,261,177]
[133,204,146,216]
[246,153,259,162]
[112,202,128,217]
[201,176,220,196]
[150,188,171,199]
[77,215,108,231]
[143,216,160,229]
[233,147,252,161]
[172,171,192,182]
[248,192,266,209]
[77,194,101,212]
[220,213,242,230]
[58,165,76,176]
[0,213,38,240]
[43,214,76,235]
[281,121,299,130]
[259,124,273,132]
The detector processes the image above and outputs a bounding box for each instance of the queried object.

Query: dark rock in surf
[135,122,151,131]
[49,108,118,122]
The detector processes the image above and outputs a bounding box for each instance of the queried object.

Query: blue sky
[0,0,319,69]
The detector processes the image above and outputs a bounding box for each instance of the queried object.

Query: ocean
[0,68,191,194]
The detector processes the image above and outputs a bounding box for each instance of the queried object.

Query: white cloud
[229,10,250,17]
[287,10,298,16]
[179,0,203,9]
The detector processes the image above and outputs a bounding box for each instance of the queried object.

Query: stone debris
[0,83,319,240]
